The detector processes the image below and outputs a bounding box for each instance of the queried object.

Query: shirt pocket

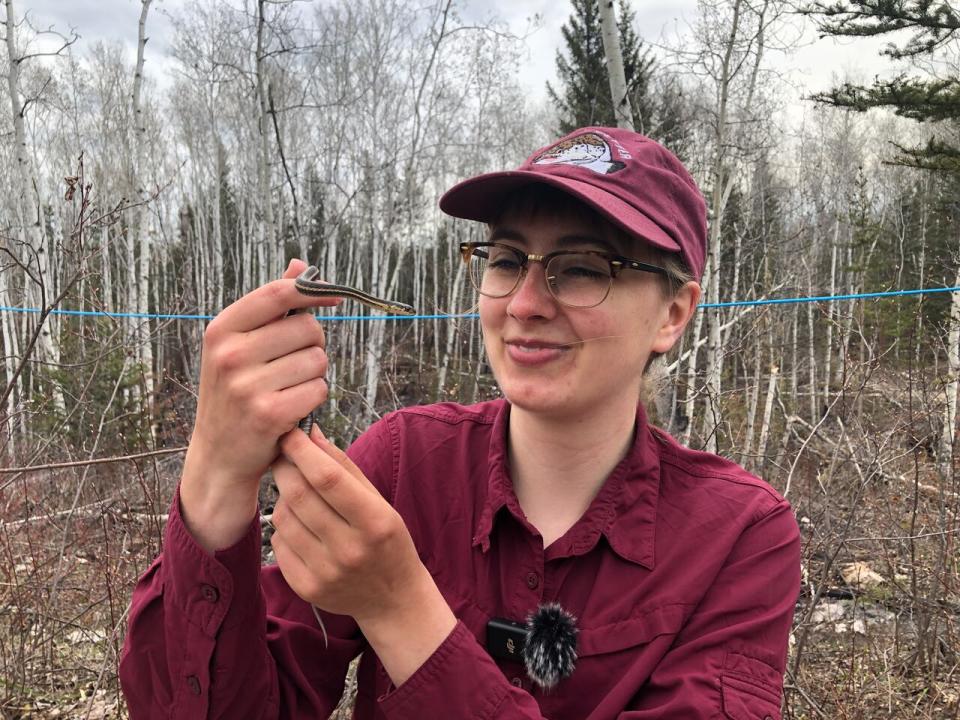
[576,603,687,657]
[720,652,783,720]
[542,604,686,713]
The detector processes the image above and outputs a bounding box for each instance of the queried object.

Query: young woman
[120,127,800,719]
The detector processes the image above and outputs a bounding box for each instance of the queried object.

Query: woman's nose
[506,262,557,320]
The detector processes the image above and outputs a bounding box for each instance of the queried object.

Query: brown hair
[488,183,693,297]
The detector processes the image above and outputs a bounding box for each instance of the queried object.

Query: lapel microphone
[487,603,579,690]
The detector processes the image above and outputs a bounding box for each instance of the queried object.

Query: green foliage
[804,0,960,58]
[546,0,656,134]
[35,316,149,453]
[805,1,960,170]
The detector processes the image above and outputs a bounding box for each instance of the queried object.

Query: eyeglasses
[459,241,670,309]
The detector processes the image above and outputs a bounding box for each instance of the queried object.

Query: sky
[21,0,900,117]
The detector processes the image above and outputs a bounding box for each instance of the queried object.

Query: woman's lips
[504,340,570,366]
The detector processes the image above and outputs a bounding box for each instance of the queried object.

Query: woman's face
[479,209,696,421]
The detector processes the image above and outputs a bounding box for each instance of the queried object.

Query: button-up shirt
[119,399,800,719]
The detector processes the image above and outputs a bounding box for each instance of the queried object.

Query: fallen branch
[0,446,186,475]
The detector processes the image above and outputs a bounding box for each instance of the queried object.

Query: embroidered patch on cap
[532,132,627,175]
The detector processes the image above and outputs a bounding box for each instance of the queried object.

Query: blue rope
[1,285,957,322]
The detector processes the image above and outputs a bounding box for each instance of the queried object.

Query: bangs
[488,183,607,231]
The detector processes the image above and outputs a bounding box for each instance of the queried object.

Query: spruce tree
[803,0,960,171]
[546,0,656,134]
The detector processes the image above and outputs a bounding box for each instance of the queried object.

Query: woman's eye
[563,265,606,279]
[489,258,521,270]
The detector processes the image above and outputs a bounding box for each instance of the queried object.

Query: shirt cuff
[162,484,264,637]
[377,621,510,720]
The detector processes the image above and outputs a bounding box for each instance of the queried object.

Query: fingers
[251,345,328,394]
[273,456,348,533]
[243,311,328,365]
[279,428,378,527]
[212,262,342,335]
[283,258,307,280]
[308,427,379,495]
[269,513,325,602]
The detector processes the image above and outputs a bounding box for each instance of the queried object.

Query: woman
[120,127,800,719]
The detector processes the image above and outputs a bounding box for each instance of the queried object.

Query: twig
[0,496,118,529]
[0,446,186,475]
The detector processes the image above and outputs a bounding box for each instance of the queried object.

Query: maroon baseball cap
[439,126,707,281]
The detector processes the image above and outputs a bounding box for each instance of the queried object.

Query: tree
[598,0,634,129]
[803,0,960,171]
[2,0,77,435]
[805,0,960,475]
[546,0,655,133]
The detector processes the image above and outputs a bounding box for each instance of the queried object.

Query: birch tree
[598,0,634,130]
[675,0,784,452]
[1,0,75,420]
[128,0,155,421]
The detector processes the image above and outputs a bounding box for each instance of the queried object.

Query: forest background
[1,0,959,717]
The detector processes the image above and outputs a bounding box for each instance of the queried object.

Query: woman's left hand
[270,426,438,627]
[271,426,457,686]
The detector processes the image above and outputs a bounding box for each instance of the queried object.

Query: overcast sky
[22,0,898,114]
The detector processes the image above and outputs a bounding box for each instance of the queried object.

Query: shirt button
[525,572,540,589]
[200,584,219,603]
[186,675,202,696]
[511,677,524,688]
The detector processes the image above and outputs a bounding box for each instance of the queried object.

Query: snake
[286,264,416,648]
[293,265,416,316]
[289,265,416,436]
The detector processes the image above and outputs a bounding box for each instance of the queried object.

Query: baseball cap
[439,126,707,281]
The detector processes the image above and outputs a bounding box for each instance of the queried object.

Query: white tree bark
[940,262,960,476]
[698,0,772,453]
[598,0,634,131]
[4,0,65,414]
[256,0,278,284]
[131,0,155,424]
[823,216,839,400]
[756,364,779,474]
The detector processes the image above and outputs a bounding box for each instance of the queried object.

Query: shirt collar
[471,400,661,569]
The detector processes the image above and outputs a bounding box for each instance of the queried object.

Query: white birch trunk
[4,0,64,413]
[256,0,278,282]
[756,364,779,475]
[0,269,20,458]
[806,286,817,424]
[598,0,634,130]
[823,217,839,400]
[701,0,743,455]
[742,329,762,465]
[438,252,467,396]
[940,262,960,476]
[132,0,155,426]
[681,305,705,447]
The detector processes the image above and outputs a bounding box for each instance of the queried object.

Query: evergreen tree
[803,0,960,171]
[546,0,656,134]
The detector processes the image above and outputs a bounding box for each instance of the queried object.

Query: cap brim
[439,170,682,255]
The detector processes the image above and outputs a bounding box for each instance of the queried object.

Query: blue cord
[1,286,957,322]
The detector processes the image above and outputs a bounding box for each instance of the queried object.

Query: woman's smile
[504,338,572,366]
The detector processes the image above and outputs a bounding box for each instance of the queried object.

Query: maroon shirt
[119,399,799,719]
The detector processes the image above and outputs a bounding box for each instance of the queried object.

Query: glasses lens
[468,245,522,298]
[546,253,613,308]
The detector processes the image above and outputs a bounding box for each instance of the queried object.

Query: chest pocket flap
[577,603,688,657]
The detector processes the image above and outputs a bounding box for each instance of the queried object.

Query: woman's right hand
[179,259,341,552]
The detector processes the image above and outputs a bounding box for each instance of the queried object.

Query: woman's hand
[271,426,457,686]
[179,259,340,552]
